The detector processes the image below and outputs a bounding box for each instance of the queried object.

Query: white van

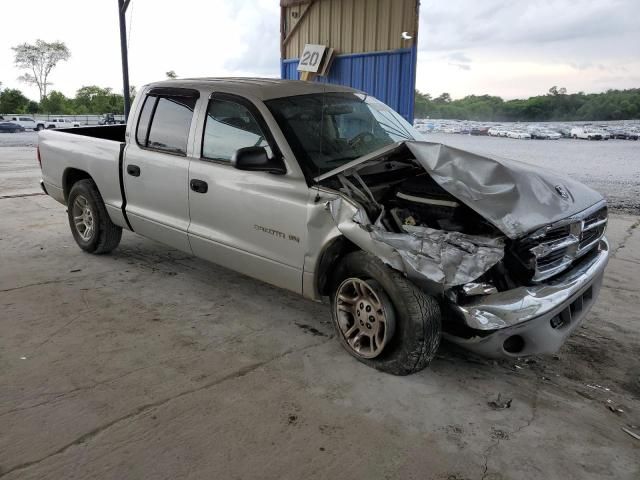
[9,116,37,131]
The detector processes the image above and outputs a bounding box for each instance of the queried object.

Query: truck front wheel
[330,251,441,375]
[67,179,122,254]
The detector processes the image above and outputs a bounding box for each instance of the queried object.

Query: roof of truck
[145,77,361,101]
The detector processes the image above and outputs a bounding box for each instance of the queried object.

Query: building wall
[280,0,419,122]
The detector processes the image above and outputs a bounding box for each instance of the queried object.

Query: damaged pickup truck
[38,79,609,375]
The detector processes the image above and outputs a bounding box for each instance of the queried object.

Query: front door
[123,88,199,253]
[187,93,309,293]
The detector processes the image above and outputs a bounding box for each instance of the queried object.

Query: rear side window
[136,93,197,155]
[202,98,269,161]
[136,96,156,145]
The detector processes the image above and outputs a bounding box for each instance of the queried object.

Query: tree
[166,70,177,79]
[40,90,72,114]
[12,39,71,102]
[0,88,31,113]
[434,92,452,104]
[73,85,124,114]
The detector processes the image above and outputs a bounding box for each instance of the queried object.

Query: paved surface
[1,145,639,479]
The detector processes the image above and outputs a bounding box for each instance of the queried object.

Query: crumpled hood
[317,141,605,239]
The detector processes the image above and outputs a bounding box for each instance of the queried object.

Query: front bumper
[445,238,609,358]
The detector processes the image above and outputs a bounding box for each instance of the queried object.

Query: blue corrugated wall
[281,46,417,123]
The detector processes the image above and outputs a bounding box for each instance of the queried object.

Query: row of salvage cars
[416,120,640,141]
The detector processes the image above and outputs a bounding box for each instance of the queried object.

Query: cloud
[446,52,472,70]
[416,0,640,98]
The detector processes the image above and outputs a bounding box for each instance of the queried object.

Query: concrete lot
[1,144,639,479]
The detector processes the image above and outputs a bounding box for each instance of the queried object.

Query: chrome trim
[521,201,607,282]
[452,238,609,331]
[583,218,607,231]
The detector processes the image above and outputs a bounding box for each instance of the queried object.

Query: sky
[0,0,638,102]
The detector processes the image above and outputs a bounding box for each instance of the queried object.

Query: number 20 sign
[297,44,327,73]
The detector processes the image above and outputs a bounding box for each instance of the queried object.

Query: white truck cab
[36,118,81,130]
[8,116,37,130]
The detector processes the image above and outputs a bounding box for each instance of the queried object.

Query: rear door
[123,87,200,253]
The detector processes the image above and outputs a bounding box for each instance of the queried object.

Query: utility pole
[118,0,131,119]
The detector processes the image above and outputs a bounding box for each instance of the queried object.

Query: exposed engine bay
[322,158,517,300]
[318,141,608,318]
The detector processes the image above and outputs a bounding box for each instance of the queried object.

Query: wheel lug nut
[366,323,371,329]
[366,305,371,312]
[360,303,364,309]
[369,316,374,322]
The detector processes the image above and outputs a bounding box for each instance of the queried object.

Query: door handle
[190,179,208,194]
[127,164,141,177]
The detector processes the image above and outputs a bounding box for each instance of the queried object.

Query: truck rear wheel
[330,251,441,375]
[67,179,122,254]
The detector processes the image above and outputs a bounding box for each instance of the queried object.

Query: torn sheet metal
[328,197,504,288]
[317,141,604,240]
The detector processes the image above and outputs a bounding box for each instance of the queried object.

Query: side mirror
[231,146,286,174]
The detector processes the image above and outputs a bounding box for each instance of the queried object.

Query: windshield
[266,92,423,178]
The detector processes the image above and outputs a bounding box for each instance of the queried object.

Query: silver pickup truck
[38,78,609,375]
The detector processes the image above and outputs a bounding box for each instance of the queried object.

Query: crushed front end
[317,141,609,358]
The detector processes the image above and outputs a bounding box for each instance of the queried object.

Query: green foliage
[39,91,73,114]
[415,88,640,121]
[0,85,126,115]
[73,85,124,114]
[0,88,31,113]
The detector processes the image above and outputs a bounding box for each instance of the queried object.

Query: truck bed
[57,124,126,142]
[39,125,129,230]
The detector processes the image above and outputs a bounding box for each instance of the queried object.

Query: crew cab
[36,117,81,130]
[38,79,609,375]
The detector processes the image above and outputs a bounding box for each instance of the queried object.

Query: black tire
[36,124,44,131]
[67,179,122,254]
[329,251,441,375]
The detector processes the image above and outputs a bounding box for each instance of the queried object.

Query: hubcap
[335,278,395,359]
[72,195,95,241]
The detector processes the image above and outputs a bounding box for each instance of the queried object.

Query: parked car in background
[98,113,126,125]
[36,118,81,130]
[470,126,489,136]
[571,127,604,140]
[0,121,26,133]
[7,116,37,130]
[625,129,639,140]
[506,129,531,139]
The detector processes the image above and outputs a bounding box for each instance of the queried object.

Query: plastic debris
[606,399,624,414]
[586,384,611,392]
[488,394,512,410]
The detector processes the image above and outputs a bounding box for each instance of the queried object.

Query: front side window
[266,93,423,178]
[202,98,269,161]
[136,94,197,155]
[19,117,34,122]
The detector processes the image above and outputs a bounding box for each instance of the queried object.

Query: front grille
[514,203,607,282]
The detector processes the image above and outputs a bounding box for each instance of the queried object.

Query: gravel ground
[2,130,638,213]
